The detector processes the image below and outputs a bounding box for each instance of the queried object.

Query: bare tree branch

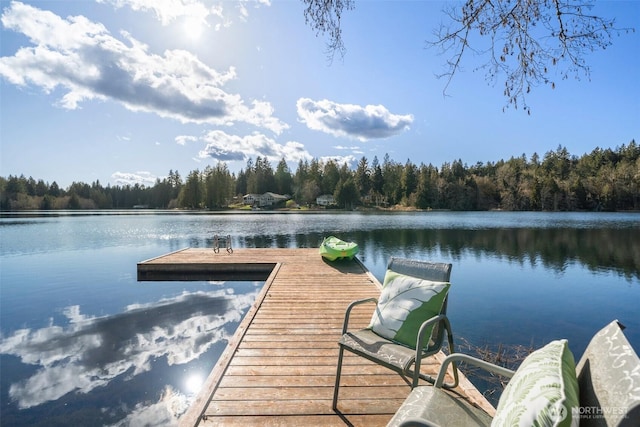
[301,0,635,112]
[427,0,634,114]
[302,0,354,62]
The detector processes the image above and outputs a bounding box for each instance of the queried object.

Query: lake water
[1,211,639,426]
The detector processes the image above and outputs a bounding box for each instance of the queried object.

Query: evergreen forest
[2,142,638,212]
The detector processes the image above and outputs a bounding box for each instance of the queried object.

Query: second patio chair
[332,257,458,411]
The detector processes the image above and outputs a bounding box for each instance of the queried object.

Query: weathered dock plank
[138,248,494,426]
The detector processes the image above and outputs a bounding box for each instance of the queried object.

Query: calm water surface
[1,211,639,426]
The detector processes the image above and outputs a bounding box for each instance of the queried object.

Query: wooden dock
[137,248,494,426]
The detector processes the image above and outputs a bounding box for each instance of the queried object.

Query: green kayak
[320,236,359,261]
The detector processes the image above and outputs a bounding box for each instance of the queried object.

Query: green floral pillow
[492,339,579,427]
[369,270,450,348]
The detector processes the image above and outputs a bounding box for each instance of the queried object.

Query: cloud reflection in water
[0,289,257,411]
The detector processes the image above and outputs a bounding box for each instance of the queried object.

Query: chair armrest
[413,314,458,388]
[416,314,448,354]
[434,353,515,388]
[341,297,378,334]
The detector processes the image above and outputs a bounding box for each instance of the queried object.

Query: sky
[1,0,638,188]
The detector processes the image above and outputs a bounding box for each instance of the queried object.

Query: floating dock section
[137,248,494,426]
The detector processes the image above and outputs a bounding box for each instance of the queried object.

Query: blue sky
[1,0,638,188]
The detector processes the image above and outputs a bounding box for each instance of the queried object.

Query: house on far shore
[316,194,335,207]
[243,192,289,208]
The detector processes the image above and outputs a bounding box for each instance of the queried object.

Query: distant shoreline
[2,207,639,218]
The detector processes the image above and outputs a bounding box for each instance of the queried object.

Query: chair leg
[412,320,459,389]
[443,330,459,389]
[437,324,459,389]
[332,346,345,411]
[412,357,422,388]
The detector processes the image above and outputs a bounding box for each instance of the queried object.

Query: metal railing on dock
[213,234,232,253]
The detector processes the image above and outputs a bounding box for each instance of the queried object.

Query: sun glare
[183,17,205,40]
[185,373,204,395]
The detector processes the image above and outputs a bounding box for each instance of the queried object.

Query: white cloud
[0,290,257,409]
[106,386,187,427]
[99,0,269,29]
[238,3,249,21]
[297,98,414,141]
[98,0,214,26]
[111,171,157,186]
[0,2,288,133]
[196,130,312,163]
[319,154,356,168]
[175,135,199,146]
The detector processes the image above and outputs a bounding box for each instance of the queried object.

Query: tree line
[2,141,638,211]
